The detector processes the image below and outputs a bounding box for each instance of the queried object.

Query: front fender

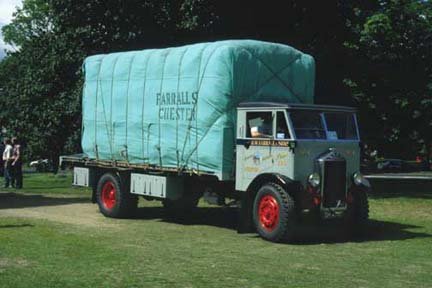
[246,173,302,197]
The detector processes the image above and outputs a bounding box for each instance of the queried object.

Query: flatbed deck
[59,154,215,176]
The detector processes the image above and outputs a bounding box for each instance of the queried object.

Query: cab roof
[237,102,356,113]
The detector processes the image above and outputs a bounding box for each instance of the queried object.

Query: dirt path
[0,191,239,233]
[0,192,116,227]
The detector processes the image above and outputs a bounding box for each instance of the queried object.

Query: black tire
[346,188,369,236]
[96,172,138,218]
[253,182,297,242]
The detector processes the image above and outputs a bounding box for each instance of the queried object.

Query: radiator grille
[322,160,346,207]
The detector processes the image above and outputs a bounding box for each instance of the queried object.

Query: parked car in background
[362,156,430,174]
[406,156,431,171]
[376,159,404,172]
[29,159,54,172]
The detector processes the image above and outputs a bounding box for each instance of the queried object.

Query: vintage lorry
[61,40,370,242]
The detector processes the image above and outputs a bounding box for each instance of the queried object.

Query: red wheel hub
[101,181,116,210]
[258,195,280,232]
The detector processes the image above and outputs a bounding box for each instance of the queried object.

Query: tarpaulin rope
[82,40,314,178]
[93,58,104,160]
[124,53,137,163]
[180,44,230,171]
[181,46,304,169]
[177,45,226,168]
[141,50,154,164]
[238,47,303,103]
[157,50,170,167]
[104,56,120,160]
[176,48,188,170]
[98,71,114,160]
[179,44,207,169]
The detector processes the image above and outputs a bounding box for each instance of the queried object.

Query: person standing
[0,139,4,177]
[2,138,13,188]
[11,137,22,189]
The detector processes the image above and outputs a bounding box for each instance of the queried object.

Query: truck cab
[236,102,370,241]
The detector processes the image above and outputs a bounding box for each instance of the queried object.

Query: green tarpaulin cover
[82,39,315,179]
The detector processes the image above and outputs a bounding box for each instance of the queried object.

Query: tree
[0,0,208,169]
[0,31,83,169]
[1,0,430,169]
[345,0,432,160]
[2,0,53,47]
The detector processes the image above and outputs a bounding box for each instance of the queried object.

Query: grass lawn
[9,172,91,195]
[0,173,431,287]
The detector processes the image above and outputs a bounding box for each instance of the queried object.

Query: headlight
[352,172,370,187]
[308,173,321,188]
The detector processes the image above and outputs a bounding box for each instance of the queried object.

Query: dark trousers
[11,162,23,189]
[4,162,12,188]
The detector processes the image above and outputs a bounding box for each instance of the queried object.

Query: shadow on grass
[134,206,431,244]
[0,224,34,229]
[370,192,432,199]
[0,192,89,209]
[135,206,239,231]
[369,179,432,199]
[287,219,431,245]
[18,186,77,190]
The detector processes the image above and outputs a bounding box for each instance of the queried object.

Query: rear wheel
[253,183,297,242]
[96,172,138,218]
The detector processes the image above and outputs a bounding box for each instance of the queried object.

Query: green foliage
[0,0,84,168]
[0,0,431,164]
[1,0,52,47]
[0,32,83,167]
[0,0,220,168]
[346,0,432,159]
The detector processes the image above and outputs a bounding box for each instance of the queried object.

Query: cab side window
[276,111,290,139]
[246,112,273,138]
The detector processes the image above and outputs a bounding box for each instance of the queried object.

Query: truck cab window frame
[275,111,291,139]
[245,111,274,139]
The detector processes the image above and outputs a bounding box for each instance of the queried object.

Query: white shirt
[3,144,12,161]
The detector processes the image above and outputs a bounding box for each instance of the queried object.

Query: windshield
[289,110,359,140]
[290,111,326,139]
[324,112,358,140]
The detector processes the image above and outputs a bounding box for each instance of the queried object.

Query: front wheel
[346,188,369,236]
[253,183,297,242]
[96,172,138,218]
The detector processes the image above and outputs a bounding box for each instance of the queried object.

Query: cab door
[235,109,294,191]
